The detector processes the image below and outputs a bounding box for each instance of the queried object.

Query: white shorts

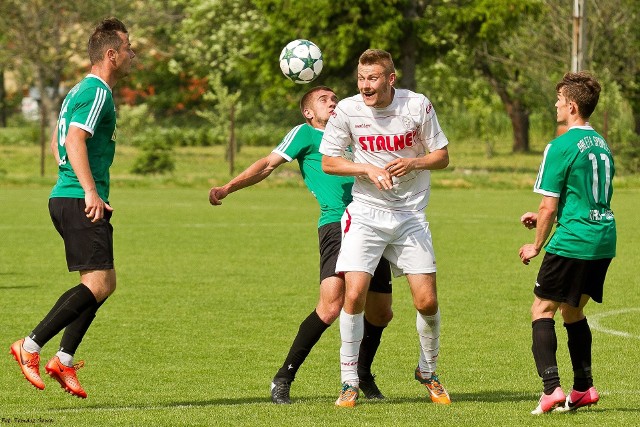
[337,202,437,277]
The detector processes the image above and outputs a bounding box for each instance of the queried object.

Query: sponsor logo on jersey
[358,130,417,152]
[589,209,614,221]
[426,102,433,114]
[402,116,413,130]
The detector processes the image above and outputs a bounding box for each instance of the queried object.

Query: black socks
[532,318,560,394]
[358,317,385,379]
[565,317,593,392]
[275,310,329,382]
[30,284,98,348]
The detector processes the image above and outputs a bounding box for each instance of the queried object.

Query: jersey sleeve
[419,97,449,152]
[273,124,311,162]
[534,143,568,197]
[69,86,110,136]
[319,103,352,157]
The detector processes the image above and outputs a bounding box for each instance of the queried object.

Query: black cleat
[270,378,292,404]
[358,374,385,399]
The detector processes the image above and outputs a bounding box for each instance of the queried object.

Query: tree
[433,0,549,152]
[0,1,115,175]
[587,0,640,135]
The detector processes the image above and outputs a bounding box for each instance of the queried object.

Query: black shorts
[49,198,114,272]
[318,222,392,293]
[535,252,612,306]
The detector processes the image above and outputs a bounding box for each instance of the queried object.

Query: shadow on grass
[49,392,640,413]
[45,392,539,410]
[0,284,38,289]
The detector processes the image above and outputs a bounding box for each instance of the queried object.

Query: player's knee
[366,308,393,326]
[316,301,342,324]
[414,298,438,315]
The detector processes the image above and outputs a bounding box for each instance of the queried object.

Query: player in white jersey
[209,86,393,404]
[320,49,451,407]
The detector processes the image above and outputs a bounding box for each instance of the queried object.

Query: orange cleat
[335,383,359,408]
[10,339,45,390]
[414,367,451,404]
[45,356,87,398]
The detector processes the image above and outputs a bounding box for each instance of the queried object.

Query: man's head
[300,86,338,129]
[357,49,396,108]
[555,72,601,122]
[88,18,135,77]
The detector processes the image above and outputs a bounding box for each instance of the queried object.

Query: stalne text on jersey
[358,130,417,152]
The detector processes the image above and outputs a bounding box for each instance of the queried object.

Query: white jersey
[319,88,449,212]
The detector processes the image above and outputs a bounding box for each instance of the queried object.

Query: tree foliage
[1,0,639,166]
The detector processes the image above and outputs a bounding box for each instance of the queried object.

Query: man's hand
[384,158,416,178]
[209,187,228,205]
[518,243,540,265]
[520,212,538,229]
[84,189,112,222]
[365,166,393,191]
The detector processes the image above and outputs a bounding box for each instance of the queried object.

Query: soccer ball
[279,39,323,84]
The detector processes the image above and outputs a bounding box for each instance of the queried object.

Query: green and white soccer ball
[279,39,323,84]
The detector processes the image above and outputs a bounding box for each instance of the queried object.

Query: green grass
[1,186,638,426]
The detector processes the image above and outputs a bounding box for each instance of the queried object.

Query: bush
[131,139,175,175]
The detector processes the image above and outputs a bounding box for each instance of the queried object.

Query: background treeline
[0,0,638,175]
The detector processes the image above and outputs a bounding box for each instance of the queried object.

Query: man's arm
[519,196,559,265]
[209,152,287,205]
[65,126,111,222]
[322,155,394,191]
[49,128,60,165]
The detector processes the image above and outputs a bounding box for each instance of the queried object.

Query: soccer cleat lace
[45,356,87,398]
[335,383,359,407]
[358,373,385,399]
[414,367,451,404]
[531,386,565,415]
[270,379,292,404]
[555,387,599,412]
[10,339,45,390]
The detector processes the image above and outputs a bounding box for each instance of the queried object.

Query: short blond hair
[358,49,395,75]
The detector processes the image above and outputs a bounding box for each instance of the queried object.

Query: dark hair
[358,49,395,75]
[299,86,334,114]
[88,18,128,65]
[556,71,601,119]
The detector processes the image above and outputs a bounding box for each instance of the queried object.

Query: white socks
[339,309,364,385]
[56,350,74,367]
[23,336,41,354]
[417,309,440,375]
[22,337,74,367]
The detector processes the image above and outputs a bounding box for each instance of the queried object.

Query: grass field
[1,184,638,426]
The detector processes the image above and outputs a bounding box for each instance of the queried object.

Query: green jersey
[534,126,616,259]
[50,74,116,203]
[273,123,354,228]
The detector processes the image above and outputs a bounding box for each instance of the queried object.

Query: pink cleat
[531,386,565,415]
[555,387,599,412]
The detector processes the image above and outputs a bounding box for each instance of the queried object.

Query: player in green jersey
[209,86,393,404]
[10,18,135,399]
[519,72,616,414]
